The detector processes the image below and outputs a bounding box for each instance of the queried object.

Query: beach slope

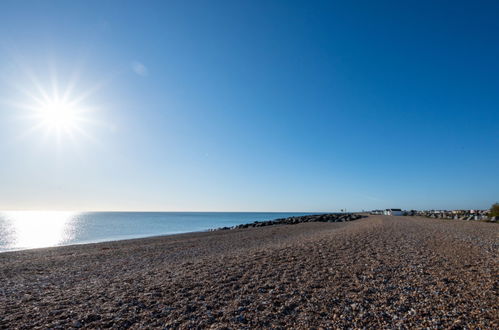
[0,215,497,328]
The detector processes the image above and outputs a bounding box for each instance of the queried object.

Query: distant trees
[490,203,499,217]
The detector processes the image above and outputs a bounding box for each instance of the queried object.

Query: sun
[7,64,103,144]
[37,99,81,132]
[24,92,91,141]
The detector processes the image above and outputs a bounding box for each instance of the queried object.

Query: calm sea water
[0,211,317,252]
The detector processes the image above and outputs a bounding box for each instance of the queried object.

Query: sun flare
[7,63,103,145]
[5,68,105,147]
[37,99,81,131]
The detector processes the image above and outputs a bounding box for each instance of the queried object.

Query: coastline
[0,229,216,254]
[0,211,325,253]
[1,215,497,328]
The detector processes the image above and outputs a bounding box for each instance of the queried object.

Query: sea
[0,211,318,252]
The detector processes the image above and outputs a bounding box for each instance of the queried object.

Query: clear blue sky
[0,0,497,211]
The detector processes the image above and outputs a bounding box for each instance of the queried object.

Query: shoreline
[1,215,497,328]
[0,212,354,254]
[0,229,213,255]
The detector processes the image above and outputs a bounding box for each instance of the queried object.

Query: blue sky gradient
[0,1,497,211]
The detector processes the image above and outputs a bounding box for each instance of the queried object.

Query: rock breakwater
[217,213,365,230]
[415,210,497,222]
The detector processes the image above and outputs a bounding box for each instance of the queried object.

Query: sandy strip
[0,215,497,328]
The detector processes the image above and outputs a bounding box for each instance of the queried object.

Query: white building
[384,208,403,216]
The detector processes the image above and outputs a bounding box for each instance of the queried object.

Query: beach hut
[384,209,403,216]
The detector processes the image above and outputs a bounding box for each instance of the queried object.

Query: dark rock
[84,314,101,323]
[216,213,365,231]
[234,315,248,323]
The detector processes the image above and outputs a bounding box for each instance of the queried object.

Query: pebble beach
[0,215,497,328]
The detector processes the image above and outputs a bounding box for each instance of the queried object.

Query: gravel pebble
[0,215,497,328]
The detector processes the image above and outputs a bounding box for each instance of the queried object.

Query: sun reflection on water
[1,211,78,250]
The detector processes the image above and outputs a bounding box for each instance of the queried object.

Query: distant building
[384,209,403,216]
